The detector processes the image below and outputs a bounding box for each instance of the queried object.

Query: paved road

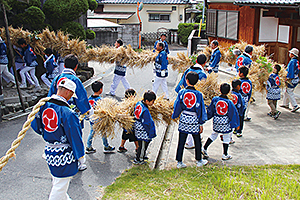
[0,50,181,200]
[159,64,300,169]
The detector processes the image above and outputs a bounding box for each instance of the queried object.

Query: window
[207,9,239,40]
[172,6,177,11]
[206,9,217,37]
[149,14,170,22]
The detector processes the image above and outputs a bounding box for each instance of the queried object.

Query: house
[206,0,300,64]
[94,0,193,33]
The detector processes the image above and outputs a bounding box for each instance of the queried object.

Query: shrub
[178,23,206,46]
[178,23,195,47]
[86,29,96,40]
[60,21,86,40]
[43,0,89,29]
[88,0,98,11]
[13,6,45,30]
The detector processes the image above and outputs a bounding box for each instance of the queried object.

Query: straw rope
[0,97,51,172]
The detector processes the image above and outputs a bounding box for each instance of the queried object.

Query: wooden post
[1,3,26,112]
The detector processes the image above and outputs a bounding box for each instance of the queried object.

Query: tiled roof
[234,0,300,5]
[97,0,190,4]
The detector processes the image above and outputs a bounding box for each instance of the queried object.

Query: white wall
[103,4,186,33]
[259,9,278,42]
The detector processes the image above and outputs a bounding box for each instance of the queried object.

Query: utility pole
[1,3,26,113]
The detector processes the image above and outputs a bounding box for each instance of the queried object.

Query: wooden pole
[1,3,26,112]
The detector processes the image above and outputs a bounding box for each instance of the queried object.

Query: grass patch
[103,164,300,199]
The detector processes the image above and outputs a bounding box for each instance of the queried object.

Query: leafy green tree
[86,29,95,40]
[88,0,97,11]
[43,0,89,30]
[61,21,86,40]
[13,6,45,30]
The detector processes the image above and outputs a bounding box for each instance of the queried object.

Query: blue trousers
[87,126,109,148]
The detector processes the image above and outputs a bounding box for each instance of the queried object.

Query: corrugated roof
[88,12,135,19]
[87,19,123,28]
[234,0,300,5]
[97,0,190,4]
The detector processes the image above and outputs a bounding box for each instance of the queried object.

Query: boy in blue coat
[281,48,300,112]
[202,83,239,160]
[172,71,208,168]
[239,66,253,122]
[267,64,281,119]
[175,54,207,93]
[206,40,221,74]
[17,38,41,89]
[153,42,169,99]
[231,79,245,138]
[31,78,86,199]
[107,39,131,97]
[48,54,91,118]
[117,88,139,153]
[153,33,169,54]
[86,81,115,154]
[41,48,59,88]
[133,90,156,165]
[235,45,253,71]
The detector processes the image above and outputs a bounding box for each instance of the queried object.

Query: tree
[42,0,89,30]
[1,0,98,39]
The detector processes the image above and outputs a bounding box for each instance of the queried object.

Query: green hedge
[88,0,98,11]
[86,29,96,40]
[43,0,89,29]
[13,6,45,30]
[178,23,206,47]
[61,21,86,40]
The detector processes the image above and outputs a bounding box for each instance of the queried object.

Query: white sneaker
[177,161,187,169]
[291,105,300,112]
[222,154,233,160]
[78,163,87,171]
[202,148,209,158]
[19,84,27,89]
[185,143,195,149]
[196,159,208,167]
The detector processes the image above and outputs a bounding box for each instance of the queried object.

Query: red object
[42,108,59,132]
[216,100,228,116]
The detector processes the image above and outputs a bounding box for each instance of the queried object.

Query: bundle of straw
[169,52,193,73]
[195,73,220,105]
[92,98,134,139]
[148,96,174,125]
[91,95,174,139]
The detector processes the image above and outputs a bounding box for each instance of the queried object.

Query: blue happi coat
[31,95,85,178]
[114,61,127,76]
[134,101,156,142]
[44,54,59,79]
[153,40,170,54]
[239,77,252,109]
[266,73,281,100]
[286,57,299,88]
[175,64,207,93]
[23,44,38,67]
[172,86,207,134]
[231,89,245,116]
[88,95,102,125]
[209,47,221,73]
[48,68,91,115]
[155,50,168,78]
[14,46,25,64]
[0,37,8,65]
[235,53,252,71]
[207,95,239,134]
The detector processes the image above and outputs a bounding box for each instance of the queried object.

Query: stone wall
[87,24,140,49]
[87,28,119,46]
[119,24,139,49]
